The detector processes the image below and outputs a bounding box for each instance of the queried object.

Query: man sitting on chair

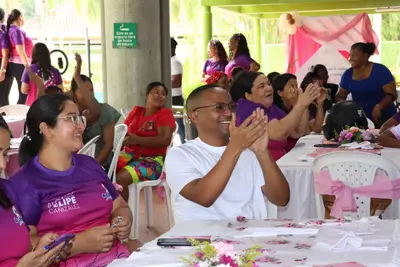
[165,84,290,222]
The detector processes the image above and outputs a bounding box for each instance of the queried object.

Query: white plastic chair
[367,118,375,129]
[313,151,400,220]
[107,124,128,181]
[120,108,130,120]
[128,122,178,240]
[264,196,278,219]
[77,135,100,158]
[0,105,29,116]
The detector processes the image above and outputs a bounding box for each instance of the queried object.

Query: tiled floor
[125,189,171,252]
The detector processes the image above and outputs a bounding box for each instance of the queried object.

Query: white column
[371,14,382,64]
[101,0,171,110]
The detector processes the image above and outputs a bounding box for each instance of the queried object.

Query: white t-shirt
[165,138,267,223]
[390,125,400,139]
[171,56,183,97]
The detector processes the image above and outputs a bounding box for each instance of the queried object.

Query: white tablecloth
[277,135,400,220]
[108,218,394,267]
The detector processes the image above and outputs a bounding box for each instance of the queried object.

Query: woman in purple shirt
[225,33,260,79]
[201,39,228,81]
[21,42,63,106]
[11,94,132,266]
[0,116,66,267]
[231,71,318,160]
[7,9,33,104]
[0,8,13,107]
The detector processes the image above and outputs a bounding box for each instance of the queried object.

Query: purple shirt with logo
[203,59,228,76]
[0,179,30,267]
[8,25,33,63]
[10,154,129,266]
[21,63,63,106]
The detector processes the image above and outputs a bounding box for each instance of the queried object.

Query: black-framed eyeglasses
[192,102,236,113]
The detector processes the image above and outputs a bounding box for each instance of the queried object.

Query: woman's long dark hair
[210,39,228,63]
[19,94,73,166]
[231,33,250,59]
[7,9,21,32]
[0,115,12,209]
[230,71,261,102]
[31,43,52,81]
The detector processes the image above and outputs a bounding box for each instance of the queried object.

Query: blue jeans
[172,96,186,144]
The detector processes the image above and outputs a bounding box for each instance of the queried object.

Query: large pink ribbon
[314,170,400,218]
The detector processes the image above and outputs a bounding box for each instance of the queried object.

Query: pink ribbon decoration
[314,170,400,218]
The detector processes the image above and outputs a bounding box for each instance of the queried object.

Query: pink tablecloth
[4,116,25,138]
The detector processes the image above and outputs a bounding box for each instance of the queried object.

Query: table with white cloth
[276,134,400,221]
[4,116,25,138]
[108,218,396,267]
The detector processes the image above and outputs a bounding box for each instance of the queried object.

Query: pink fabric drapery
[286,13,378,74]
[314,170,400,218]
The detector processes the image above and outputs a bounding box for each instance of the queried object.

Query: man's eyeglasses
[58,115,87,128]
[192,102,236,113]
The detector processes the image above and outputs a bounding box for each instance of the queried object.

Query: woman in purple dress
[231,71,318,160]
[201,39,228,82]
[225,33,260,79]
[7,9,33,104]
[0,8,13,106]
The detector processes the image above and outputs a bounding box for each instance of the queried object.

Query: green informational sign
[113,23,137,48]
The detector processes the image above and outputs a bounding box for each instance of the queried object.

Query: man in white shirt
[165,84,290,222]
[171,37,185,144]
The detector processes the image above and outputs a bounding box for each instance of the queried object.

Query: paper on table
[231,227,319,238]
[313,263,366,267]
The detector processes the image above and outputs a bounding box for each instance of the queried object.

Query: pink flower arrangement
[335,126,374,144]
[181,239,261,267]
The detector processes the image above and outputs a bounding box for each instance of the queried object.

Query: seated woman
[205,71,229,91]
[116,82,175,202]
[70,54,118,169]
[300,72,329,133]
[11,94,132,266]
[377,124,400,148]
[231,71,319,160]
[0,114,71,266]
[21,43,63,106]
[311,64,338,103]
[272,73,322,152]
[336,42,397,128]
[266,72,280,86]
[380,111,400,133]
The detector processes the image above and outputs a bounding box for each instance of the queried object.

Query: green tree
[382,13,400,41]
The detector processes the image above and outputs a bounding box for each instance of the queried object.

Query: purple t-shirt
[0,25,10,58]
[8,25,33,63]
[236,98,288,160]
[10,154,129,265]
[203,59,228,76]
[0,179,30,267]
[21,63,63,106]
[225,54,253,79]
[392,111,400,122]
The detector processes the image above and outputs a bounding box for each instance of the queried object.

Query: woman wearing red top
[116,82,176,201]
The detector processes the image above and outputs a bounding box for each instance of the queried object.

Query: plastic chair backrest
[107,124,128,181]
[0,105,29,116]
[313,151,400,219]
[77,135,100,158]
[367,118,375,129]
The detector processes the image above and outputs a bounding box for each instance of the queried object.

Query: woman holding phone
[0,115,67,267]
[7,9,33,104]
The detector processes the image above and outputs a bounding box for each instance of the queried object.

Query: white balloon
[288,26,297,35]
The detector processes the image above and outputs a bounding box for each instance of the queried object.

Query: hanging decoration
[279,11,303,35]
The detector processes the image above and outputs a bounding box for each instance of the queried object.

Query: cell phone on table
[314,143,340,148]
[46,233,75,250]
[157,238,211,247]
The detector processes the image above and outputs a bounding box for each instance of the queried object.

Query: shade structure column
[253,18,261,65]
[101,0,171,110]
[203,6,212,60]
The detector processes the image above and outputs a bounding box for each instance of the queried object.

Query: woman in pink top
[0,115,67,267]
[7,9,33,104]
[225,33,260,79]
[21,43,63,106]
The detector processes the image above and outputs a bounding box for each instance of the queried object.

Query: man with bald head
[165,84,290,222]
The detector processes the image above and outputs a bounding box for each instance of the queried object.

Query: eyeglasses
[192,102,236,113]
[58,115,86,128]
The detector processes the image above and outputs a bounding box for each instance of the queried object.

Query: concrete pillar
[101,0,171,110]
[202,6,212,61]
[253,18,261,64]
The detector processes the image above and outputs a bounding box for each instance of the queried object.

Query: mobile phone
[314,143,340,148]
[45,233,75,250]
[157,238,211,247]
